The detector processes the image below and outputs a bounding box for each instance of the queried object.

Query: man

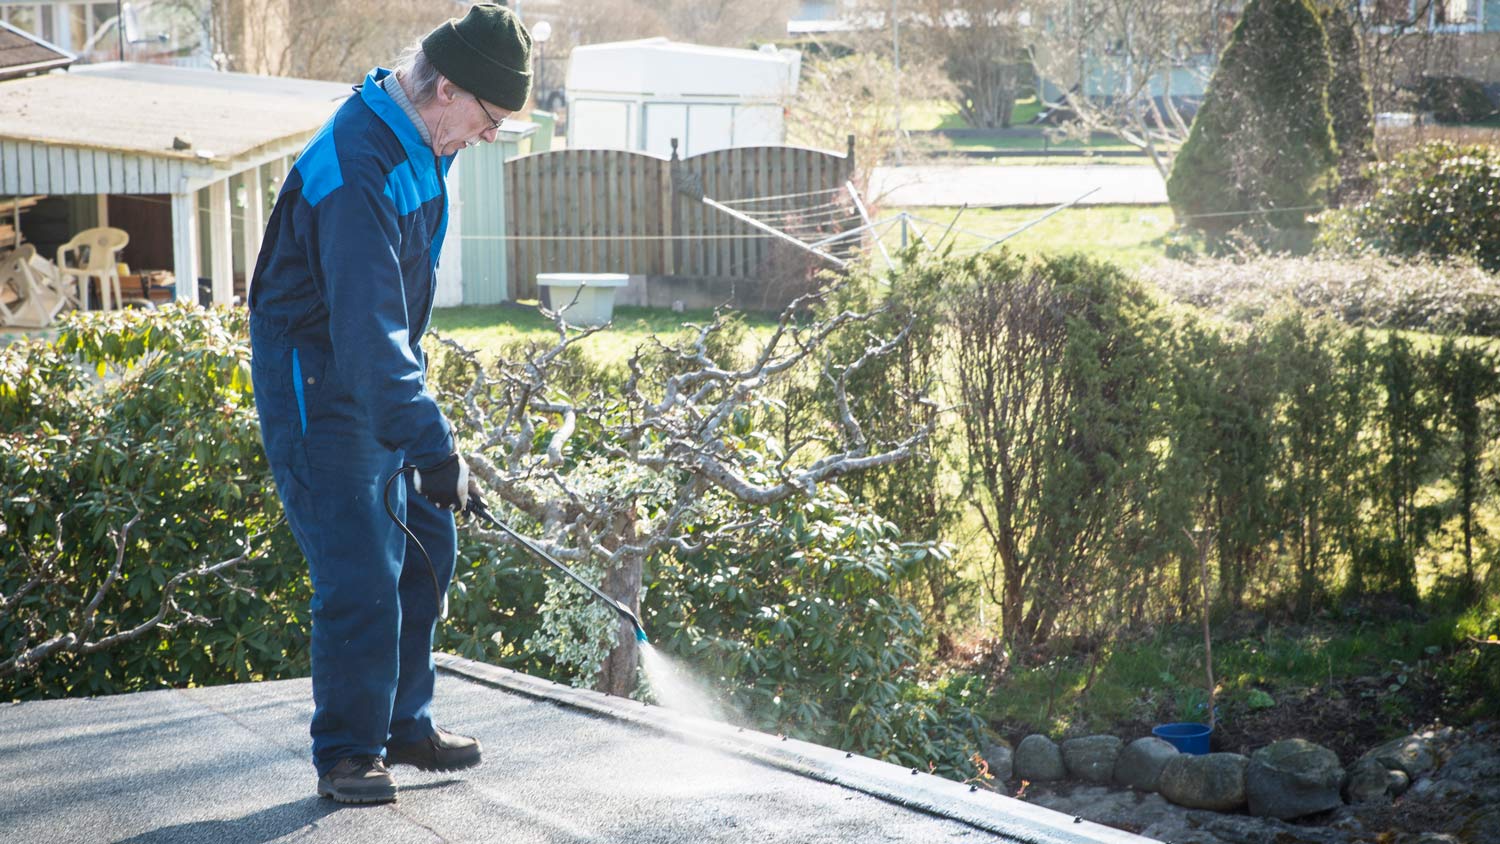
[247,5,531,804]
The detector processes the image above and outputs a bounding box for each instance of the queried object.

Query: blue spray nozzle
[634,627,649,644]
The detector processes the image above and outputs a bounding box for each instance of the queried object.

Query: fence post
[663,138,680,276]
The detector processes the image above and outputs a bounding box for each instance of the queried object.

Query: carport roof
[0,653,1155,844]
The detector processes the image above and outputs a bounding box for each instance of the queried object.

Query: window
[1435,0,1480,27]
[1370,0,1414,27]
[1364,0,1483,31]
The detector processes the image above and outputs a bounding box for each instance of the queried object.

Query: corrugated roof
[0,20,73,81]
[0,61,351,163]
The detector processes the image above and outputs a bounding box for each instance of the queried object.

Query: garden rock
[1014,734,1066,781]
[1114,736,1178,792]
[1062,735,1123,784]
[1387,769,1410,796]
[1194,812,1363,844]
[1343,756,1390,804]
[1017,723,1497,844]
[1362,735,1436,779]
[980,742,1013,782]
[1159,752,1248,811]
[1246,738,1345,819]
[1443,738,1500,787]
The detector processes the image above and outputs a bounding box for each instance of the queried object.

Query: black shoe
[385,727,482,772]
[317,755,397,804]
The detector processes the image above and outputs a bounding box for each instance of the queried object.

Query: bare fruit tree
[1030,0,1234,179]
[435,284,930,695]
[787,38,951,194]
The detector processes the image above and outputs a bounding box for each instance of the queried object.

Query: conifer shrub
[1166,0,1338,234]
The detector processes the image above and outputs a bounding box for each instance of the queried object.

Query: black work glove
[413,453,483,513]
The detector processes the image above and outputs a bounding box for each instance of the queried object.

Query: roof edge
[0,18,75,62]
[434,652,1152,844]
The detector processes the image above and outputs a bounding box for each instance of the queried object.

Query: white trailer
[565,37,800,157]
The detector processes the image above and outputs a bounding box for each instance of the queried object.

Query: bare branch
[1,519,278,679]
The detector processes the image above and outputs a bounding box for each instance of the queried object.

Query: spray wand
[383,467,649,644]
[467,498,649,644]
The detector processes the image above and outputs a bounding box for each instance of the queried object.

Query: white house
[565,37,800,158]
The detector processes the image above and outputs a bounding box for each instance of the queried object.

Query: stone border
[434,652,1153,844]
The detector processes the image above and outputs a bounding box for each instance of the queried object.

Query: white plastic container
[537,273,630,326]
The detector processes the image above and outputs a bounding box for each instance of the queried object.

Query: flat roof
[0,653,1154,844]
[0,62,350,163]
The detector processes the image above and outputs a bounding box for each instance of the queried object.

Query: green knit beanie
[422,4,533,112]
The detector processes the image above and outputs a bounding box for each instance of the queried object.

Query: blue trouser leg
[253,337,457,775]
[389,474,456,746]
[287,432,405,775]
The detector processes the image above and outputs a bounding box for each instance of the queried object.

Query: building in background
[565,38,800,157]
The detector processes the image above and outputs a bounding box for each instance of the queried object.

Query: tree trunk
[594,510,643,697]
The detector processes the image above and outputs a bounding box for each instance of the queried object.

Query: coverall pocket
[290,348,309,434]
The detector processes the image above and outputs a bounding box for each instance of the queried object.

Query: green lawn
[431,207,1172,359]
[882,204,1176,272]
[904,96,1045,131]
[903,97,1161,156]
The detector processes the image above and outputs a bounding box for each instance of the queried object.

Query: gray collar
[383,72,432,148]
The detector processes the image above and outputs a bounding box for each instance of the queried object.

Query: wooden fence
[504,138,856,302]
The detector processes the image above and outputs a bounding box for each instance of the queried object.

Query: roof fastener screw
[845,752,853,758]
[969,785,978,792]
[911,768,919,775]
[1074,817,1083,824]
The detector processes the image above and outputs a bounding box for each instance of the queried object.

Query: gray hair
[393,41,443,107]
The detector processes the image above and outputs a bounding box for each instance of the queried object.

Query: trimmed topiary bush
[1321,3,1374,201]
[1167,0,1338,234]
[1316,141,1500,272]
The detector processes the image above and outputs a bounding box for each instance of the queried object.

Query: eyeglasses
[472,94,503,133]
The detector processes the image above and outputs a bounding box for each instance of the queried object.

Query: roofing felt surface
[0,62,350,162]
[0,654,1158,844]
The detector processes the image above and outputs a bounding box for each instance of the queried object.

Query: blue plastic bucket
[1152,722,1212,755]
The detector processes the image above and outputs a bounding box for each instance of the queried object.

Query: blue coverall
[248,69,458,776]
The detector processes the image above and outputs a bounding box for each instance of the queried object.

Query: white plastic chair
[0,245,69,328]
[57,227,130,311]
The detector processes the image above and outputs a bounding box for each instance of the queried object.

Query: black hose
[381,466,648,643]
[383,466,448,618]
